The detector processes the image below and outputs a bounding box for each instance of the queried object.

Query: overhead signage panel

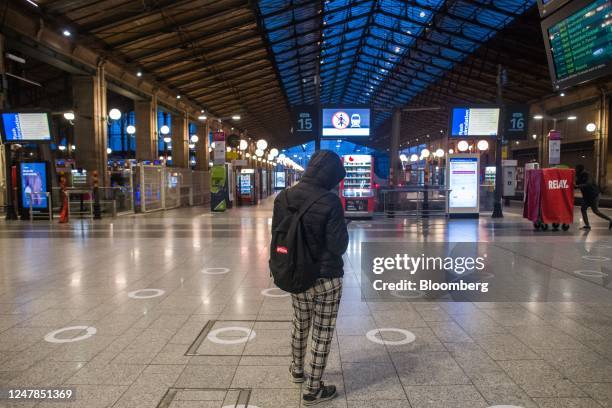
[322,108,370,137]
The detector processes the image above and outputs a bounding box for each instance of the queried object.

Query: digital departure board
[542,0,612,90]
[0,112,52,143]
[450,107,500,137]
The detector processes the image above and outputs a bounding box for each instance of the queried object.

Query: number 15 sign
[292,105,318,138]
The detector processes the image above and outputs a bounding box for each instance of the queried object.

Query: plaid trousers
[291,277,342,393]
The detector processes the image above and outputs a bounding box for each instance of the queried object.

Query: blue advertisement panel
[1,112,52,142]
[450,107,499,137]
[20,162,49,209]
[322,108,370,137]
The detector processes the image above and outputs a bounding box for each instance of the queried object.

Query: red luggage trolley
[523,168,575,231]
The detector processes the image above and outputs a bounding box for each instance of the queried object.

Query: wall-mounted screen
[542,0,612,90]
[1,112,52,143]
[322,108,370,137]
[20,162,49,210]
[450,107,500,137]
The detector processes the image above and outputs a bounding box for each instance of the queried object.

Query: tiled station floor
[0,197,611,408]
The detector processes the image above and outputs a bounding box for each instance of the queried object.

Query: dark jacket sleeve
[271,192,284,233]
[325,195,349,256]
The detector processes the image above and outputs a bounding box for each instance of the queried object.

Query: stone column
[171,112,189,168]
[72,65,108,185]
[134,96,157,161]
[195,121,210,171]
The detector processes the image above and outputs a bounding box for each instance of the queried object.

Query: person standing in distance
[576,164,612,230]
[271,150,348,405]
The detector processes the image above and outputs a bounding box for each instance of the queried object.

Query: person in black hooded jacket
[271,149,348,405]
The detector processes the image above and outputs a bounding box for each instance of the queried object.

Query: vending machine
[340,154,375,218]
[237,169,256,205]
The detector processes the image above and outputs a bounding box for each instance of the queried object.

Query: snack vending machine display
[237,169,256,205]
[340,154,375,218]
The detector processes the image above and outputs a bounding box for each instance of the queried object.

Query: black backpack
[269,188,328,293]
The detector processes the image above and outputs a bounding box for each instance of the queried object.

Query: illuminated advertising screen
[239,174,252,195]
[448,156,479,211]
[1,112,52,142]
[274,172,286,189]
[542,0,612,90]
[322,108,370,137]
[450,107,500,137]
[20,162,49,209]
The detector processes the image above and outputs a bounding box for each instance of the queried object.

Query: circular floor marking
[202,267,230,275]
[574,270,609,278]
[222,405,260,408]
[44,326,97,344]
[582,255,610,262]
[366,328,416,346]
[260,287,290,297]
[487,406,524,408]
[207,327,256,345]
[127,289,165,299]
[390,289,425,299]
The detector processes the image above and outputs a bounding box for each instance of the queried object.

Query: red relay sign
[540,168,575,224]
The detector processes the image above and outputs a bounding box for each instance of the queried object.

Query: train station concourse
[1,0,612,407]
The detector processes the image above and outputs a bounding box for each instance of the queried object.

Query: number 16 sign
[504,104,529,140]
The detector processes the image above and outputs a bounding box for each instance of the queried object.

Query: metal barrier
[66,189,94,219]
[99,187,133,214]
[380,186,450,217]
[139,165,164,213]
[27,192,53,221]
[137,164,209,213]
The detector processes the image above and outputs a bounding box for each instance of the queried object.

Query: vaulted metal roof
[259,0,538,130]
[8,0,551,148]
[28,0,293,144]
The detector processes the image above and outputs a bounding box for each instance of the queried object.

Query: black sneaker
[581,225,592,230]
[289,363,304,383]
[303,383,337,406]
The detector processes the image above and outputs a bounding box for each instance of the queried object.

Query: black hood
[300,150,346,190]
